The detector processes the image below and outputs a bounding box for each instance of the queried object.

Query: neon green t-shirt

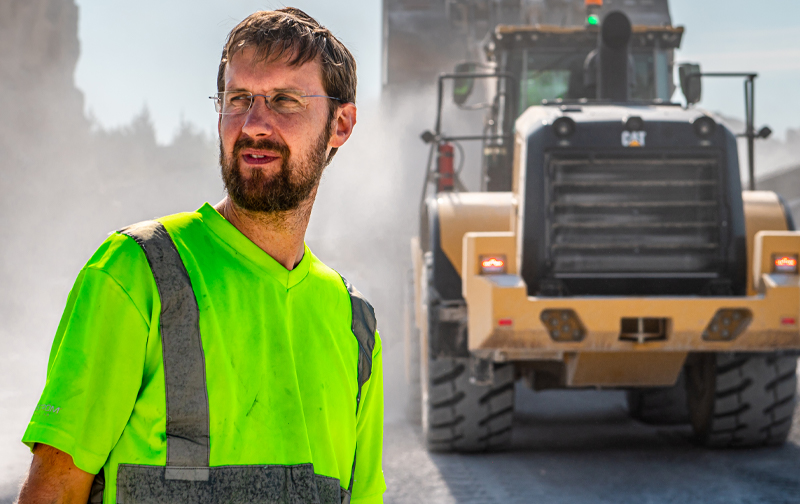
[22,203,385,503]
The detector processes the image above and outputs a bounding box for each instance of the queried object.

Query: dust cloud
[306,89,432,418]
[713,114,800,181]
[0,80,220,504]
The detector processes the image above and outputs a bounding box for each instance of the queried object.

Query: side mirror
[420,130,437,144]
[679,63,702,105]
[453,62,477,106]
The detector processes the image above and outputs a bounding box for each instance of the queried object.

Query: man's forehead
[225,47,323,90]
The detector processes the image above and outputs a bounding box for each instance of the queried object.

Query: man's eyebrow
[224,87,307,95]
[271,88,306,94]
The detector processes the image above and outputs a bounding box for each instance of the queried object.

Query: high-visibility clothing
[22,203,385,503]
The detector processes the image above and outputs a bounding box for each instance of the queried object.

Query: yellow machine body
[413,190,800,388]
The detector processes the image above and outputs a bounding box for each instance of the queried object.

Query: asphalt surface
[383,383,800,504]
[4,383,800,503]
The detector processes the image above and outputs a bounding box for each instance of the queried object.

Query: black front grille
[546,152,723,279]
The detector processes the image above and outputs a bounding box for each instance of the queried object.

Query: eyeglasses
[210,91,342,115]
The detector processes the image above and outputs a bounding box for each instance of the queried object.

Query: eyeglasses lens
[214,92,308,115]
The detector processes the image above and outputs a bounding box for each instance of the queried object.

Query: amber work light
[772,254,799,274]
[480,255,507,274]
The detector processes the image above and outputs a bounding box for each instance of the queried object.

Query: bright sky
[73,0,800,143]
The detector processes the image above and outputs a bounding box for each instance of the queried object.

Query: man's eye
[272,94,301,104]
[228,94,251,104]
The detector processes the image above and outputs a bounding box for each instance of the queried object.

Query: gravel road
[383,383,800,504]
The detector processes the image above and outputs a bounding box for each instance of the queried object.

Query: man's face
[218,48,338,213]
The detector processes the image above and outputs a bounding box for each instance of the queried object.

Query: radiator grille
[546,153,723,277]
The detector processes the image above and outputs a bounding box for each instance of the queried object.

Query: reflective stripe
[121,221,210,471]
[116,464,342,504]
[339,276,377,395]
[163,467,210,481]
[339,276,377,500]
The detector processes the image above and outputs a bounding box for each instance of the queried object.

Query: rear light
[773,254,799,274]
[497,318,513,327]
[480,255,507,274]
[702,308,752,341]
[781,317,797,326]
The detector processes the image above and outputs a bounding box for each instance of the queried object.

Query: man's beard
[220,127,330,214]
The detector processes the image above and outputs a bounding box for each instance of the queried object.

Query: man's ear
[328,103,357,149]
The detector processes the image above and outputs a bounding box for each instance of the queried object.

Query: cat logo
[622,130,646,147]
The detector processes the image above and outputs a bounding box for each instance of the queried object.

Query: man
[17,8,384,504]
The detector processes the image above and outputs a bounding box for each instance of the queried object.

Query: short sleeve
[351,331,386,503]
[22,262,151,474]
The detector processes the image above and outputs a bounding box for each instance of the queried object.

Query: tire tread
[424,357,515,452]
[690,353,798,448]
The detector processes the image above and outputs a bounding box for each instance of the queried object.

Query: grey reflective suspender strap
[341,277,376,403]
[121,220,211,473]
[339,276,377,504]
[106,221,369,504]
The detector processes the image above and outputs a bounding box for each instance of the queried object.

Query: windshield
[520,52,588,112]
[519,50,666,112]
[631,53,657,100]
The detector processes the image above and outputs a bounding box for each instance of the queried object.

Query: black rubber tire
[626,371,690,425]
[687,352,798,447]
[423,357,515,452]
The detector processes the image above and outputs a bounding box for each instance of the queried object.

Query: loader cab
[478,24,684,191]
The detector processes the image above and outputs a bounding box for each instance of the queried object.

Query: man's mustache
[232,137,290,160]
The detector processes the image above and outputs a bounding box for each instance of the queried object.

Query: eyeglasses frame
[209,91,344,116]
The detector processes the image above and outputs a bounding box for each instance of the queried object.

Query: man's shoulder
[157,208,207,235]
[306,252,344,288]
[306,253,368,300]
[85,209,204,279]
[306,253,376,325]
[306,254,378,360]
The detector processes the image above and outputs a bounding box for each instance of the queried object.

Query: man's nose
[241,96,276,137]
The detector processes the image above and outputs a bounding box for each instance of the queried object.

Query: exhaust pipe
[597,11,632,101]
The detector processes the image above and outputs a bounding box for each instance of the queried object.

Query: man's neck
[214,193,316,271]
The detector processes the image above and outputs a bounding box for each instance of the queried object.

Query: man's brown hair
[217,8,357,129]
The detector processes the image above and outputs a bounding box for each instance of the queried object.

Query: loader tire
[423,357,515,452]
[626,371,690,425]
[687,352,798,447]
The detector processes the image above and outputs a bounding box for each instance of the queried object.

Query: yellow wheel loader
[405,5,799,451]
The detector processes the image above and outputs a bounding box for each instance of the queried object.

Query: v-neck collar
[198,203,311,289]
